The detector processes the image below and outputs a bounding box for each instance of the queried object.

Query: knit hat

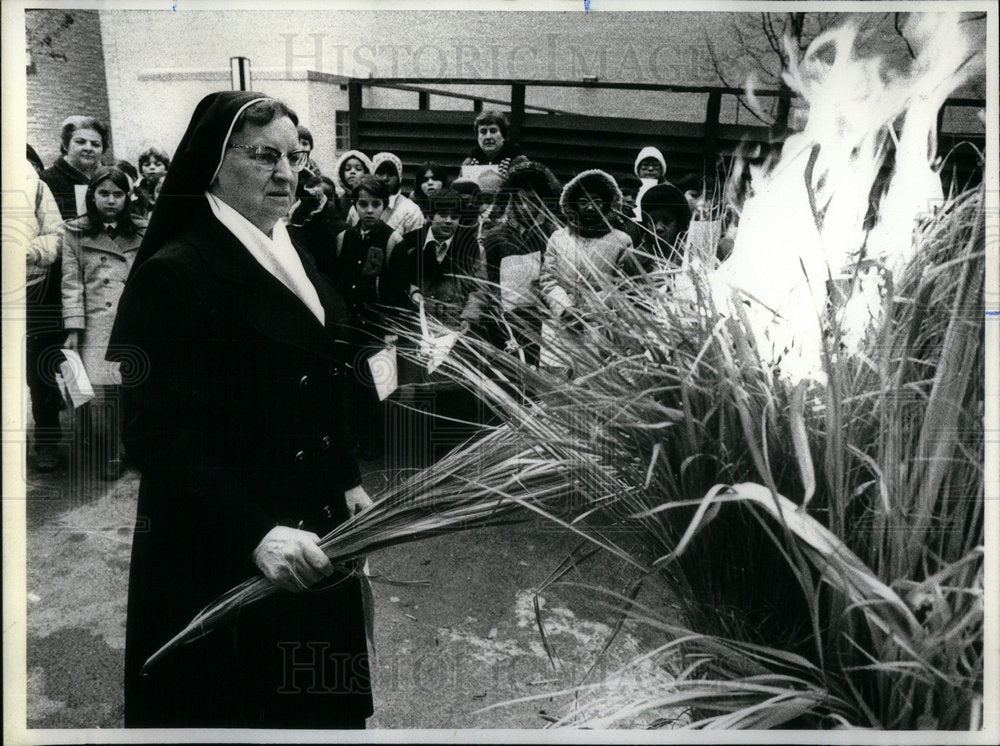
[371,152,404,194]
[559,169,622,238]
[332,149,373,196]
[633,146,667,179]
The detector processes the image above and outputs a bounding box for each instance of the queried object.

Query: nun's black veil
[109,91,292,358]
[129,90,283,272]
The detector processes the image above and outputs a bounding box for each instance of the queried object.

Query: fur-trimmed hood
[503,159,562,201]
[633,146,667,179]
[559,169,623,238]
[331,149,373,195]
[371,152,404,194]
[559,169,623,216]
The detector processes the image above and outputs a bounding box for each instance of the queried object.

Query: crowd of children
[26,108,723,476]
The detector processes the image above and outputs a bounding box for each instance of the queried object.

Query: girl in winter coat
[540,169,633,323]
[61,167,148,479]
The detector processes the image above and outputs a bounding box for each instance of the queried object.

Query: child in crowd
[449,178,483,233]
[60,167,148,480]
[287,172,349,275]
[614,173,646,250]
[411,161,450,217]
[635,182,692,269]
[334,175,404,460]
[540,169,633,330]
[332,149,373,198]
[393,188,488,439]
[634,145,668,185]
[115,159,149,217]
[137,147,170,216]
[481,159,561,366]
[348,152,425,236]
[296,124,321,175]
[395,188,484,331]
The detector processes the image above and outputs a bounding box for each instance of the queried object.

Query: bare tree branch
[733,23,778,80]
[705,28,773,127]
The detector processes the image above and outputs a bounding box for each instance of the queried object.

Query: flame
[709,13,981,384]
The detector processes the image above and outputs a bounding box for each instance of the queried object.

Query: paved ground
[21,410,677,731]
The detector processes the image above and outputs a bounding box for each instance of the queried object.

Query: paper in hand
[367,346,398,401]
[59,349,95,407]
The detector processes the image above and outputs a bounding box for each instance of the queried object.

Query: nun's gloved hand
[252,525,334,592]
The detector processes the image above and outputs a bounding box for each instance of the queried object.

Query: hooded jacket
[331,149,374,197]
[559,169,624,239]
[541,170,632,316]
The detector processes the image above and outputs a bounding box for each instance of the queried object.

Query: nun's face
[212,116,298,233]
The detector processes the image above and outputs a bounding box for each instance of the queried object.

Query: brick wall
[26,9,113,169]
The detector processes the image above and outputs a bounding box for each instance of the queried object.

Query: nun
[109,91,374,728]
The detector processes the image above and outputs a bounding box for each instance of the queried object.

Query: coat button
[105,301,113,308]
[294,450,305,464]
[322,505,333,519]
[103,278,110,285]
[100,256,107,262]
[329,364,340,376]
[321,436,331,450]
[298,374,310,389]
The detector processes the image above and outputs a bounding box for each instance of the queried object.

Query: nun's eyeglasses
[228,144,310,173]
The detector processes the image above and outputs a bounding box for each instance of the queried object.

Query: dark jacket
[287,197,349,278]
[391,224,485,326]
[111,204,371,727]
[462,142,524,180]
[39,156,92,221]
[38,156,93,312]
[333,221,397,319]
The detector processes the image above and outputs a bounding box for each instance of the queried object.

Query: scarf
[206,191,325,326]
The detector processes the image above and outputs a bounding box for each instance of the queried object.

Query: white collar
[424,229,453,262]
[387,192,399,210]
[206,191,325,325]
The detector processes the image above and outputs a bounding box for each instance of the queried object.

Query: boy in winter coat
[334,175,404,460]
[348,152,425,237]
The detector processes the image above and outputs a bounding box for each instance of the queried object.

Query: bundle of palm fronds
[141,398,649,673]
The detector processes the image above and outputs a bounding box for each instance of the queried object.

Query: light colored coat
[61,217,147,384]
[20,170,64,288]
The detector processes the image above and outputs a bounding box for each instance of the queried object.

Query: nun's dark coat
[110,92,372,728]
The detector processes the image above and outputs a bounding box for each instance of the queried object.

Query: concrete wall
[26,10,113,168]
